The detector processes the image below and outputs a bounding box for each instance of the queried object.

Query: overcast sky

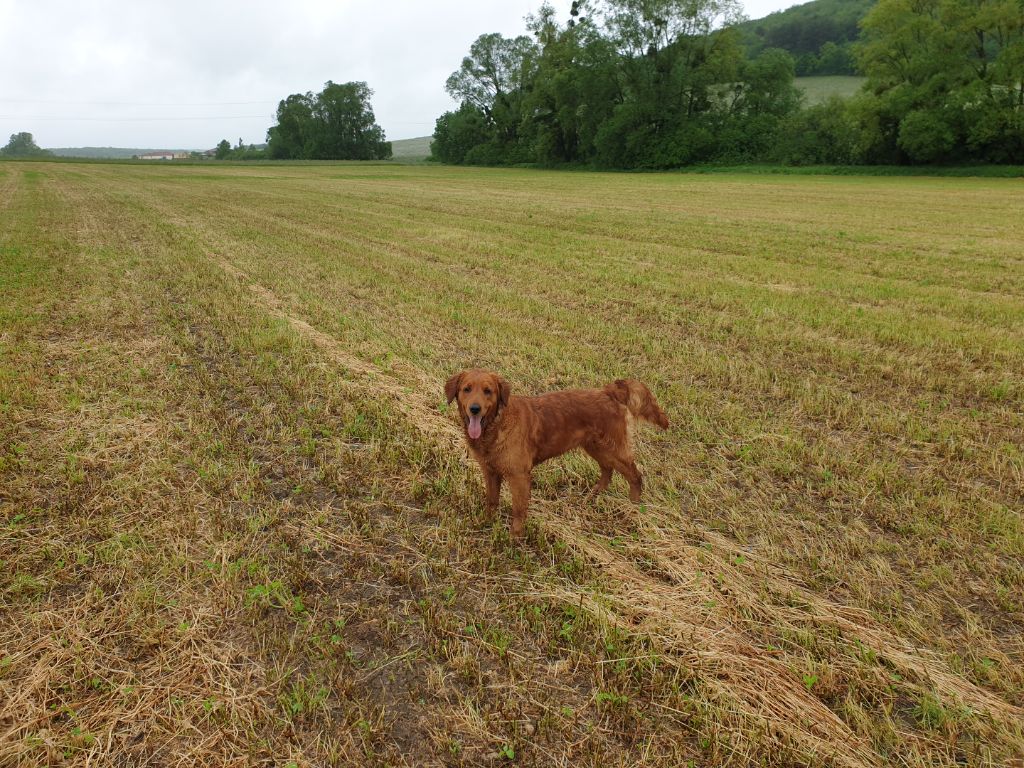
[1,0,801,150]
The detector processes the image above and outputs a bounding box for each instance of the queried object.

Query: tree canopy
[266,81,392,160]
[1,132,52,158]
[432,0,801,168]
[432,0,1024,168]
[856,0,1024,163]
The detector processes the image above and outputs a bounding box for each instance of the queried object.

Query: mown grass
[688,163,1024,178]
[794,75,867,105]
[1,161,1021,767]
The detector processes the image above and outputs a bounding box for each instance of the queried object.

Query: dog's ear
[496,376,511,408]
[604,379,630,405]
[445,372,463,405]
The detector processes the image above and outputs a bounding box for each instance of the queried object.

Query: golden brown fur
[445,369,669,538]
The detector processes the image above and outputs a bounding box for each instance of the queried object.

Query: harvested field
[1,161,1022,767]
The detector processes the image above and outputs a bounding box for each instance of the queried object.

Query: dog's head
[445,369,510,441]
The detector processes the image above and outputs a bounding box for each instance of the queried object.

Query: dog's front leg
[507,473,531,539]
[483,468,502,518]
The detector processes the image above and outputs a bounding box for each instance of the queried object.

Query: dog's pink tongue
[468,414,482,440]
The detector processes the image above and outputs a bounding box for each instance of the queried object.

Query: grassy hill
[390,136,432,161]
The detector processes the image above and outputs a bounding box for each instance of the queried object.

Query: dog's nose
[469,403,481,415]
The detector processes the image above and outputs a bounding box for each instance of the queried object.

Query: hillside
[735,0,875,75]
[390,136,432,161]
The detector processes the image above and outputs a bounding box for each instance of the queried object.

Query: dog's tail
[604,379,669,430]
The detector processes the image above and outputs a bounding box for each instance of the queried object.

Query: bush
[897,109,957,164]
[462,140,534,166]
[463,142,509,166]
[772,97,862,165]
[430,104,494,164]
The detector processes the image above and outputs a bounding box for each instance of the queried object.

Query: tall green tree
[215,139,232,159]
[266,94,315,159]
[599,0,744,56]
[1,132,52,157]
[445,32,540,153]
[857,0,1024,163]
[591,0,762,167]
[521,2,620,164]
[309,81,391,160]
[431,104,495,164]
[266,81,391,160]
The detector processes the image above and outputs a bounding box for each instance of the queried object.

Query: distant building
[138,151,189,160]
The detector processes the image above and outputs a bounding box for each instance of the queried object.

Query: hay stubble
[1,161,1021,766]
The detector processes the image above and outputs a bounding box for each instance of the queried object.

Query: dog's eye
[483,388,492,396]
[463,386,471,393]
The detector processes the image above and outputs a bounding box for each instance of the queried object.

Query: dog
[445,369,669,538]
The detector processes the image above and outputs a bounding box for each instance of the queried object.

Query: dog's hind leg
[583,445,614,496]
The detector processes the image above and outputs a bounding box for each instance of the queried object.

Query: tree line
[432,0,1024,168]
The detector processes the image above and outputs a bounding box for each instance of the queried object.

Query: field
[795,76,867,105]
[390,137,433,161]
[1,161,1022,767]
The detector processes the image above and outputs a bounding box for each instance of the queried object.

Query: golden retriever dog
[445,369,669,538]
